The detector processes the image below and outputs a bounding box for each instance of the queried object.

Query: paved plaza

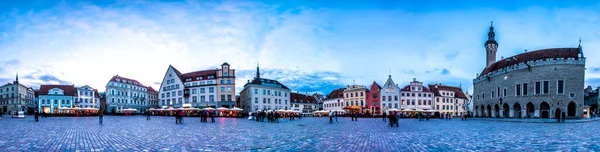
[1,116,600,151]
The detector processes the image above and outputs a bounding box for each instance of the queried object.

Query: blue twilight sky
[1,0,599,95]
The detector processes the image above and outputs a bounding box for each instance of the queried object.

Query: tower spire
[578,37,584,58]
[15,72,18,84]
[389,70,391,78]
[256,62,260,79]
[485,21,498,67]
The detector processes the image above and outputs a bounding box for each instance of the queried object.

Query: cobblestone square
[1,116,599,151]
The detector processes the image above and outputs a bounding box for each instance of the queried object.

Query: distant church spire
[578,37,584,58]
[388,70,391,78]
[15,72,18,84]
[256,62,260,79]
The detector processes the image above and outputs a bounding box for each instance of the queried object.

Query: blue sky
[1,0,599,96]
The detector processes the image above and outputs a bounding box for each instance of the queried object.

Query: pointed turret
[15,72,19,84]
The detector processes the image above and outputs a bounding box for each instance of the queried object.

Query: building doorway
[555,108,562,119]
[526,102,535,118]
[568,101,577,117]
[486,105,491,117]
[513,103,521,118]
[503,103,510,118]
[494,104,500,118]
[540,101,550,118]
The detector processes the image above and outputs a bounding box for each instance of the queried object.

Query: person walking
[99,110,104,125]
[355,112,359,121]
[210,110,215,123]
[34,110,39,122]
[334,111,339,123]
[329,110,333,123]
[382,112,387,122]
[146,111,151,120]
[388,112,395,128]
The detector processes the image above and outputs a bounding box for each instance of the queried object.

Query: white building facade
[74,85,100,109]
[239,65,291,112]
[400,78,434,111]
[429,84,468,117]
[105,75,149,113]
[380,75,401,114]
[323,88,345,112]
[158,63,235,109]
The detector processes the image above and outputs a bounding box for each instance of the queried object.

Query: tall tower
[485,21,498,67]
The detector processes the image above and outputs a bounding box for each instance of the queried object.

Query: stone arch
[540,101,550,119]
[502,103,510,118]
[475,105,479,117]
[526,102,535,118]
[555,108,562,119]
[494,104,500,118]
[568,101,577,117]
[513,102,522,118]
[487,105,492,117]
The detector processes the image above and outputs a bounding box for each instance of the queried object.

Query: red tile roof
[427,84,467,99]
[326,88,345,99]
[291,92,317,104]
[109,75,146,87]
[400,85,431,92]
[480,48,580,76]
[39,85,78,96]
[147,86,157,93]
[180,70,218,82]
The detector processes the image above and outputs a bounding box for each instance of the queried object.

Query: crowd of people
[252,110,302,123]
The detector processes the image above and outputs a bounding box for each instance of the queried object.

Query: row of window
[184,80,215,87]
[110,98,147,105]
[345,92,364,98]
[110,82,147,92]
[324,100,365,108]
[436,105,459,111]
[254,89,288,97]
[0,87,15,93]
[402,100,432,106]
[254,97,288,105]
[110,90,146,98]
[478,80,565,100]
[40,99,72,105]
[401,92,432,98]
[436,98,456,104]
[382,96,398,101]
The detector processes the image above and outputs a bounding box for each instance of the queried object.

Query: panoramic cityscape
[1,0,600,151]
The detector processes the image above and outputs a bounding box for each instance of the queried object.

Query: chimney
[501,56,505,60]
[525,49,528,53]
[413,78,416,82]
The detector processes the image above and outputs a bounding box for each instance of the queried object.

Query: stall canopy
[230,107,243,111]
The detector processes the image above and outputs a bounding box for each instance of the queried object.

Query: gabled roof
[370,81,382,90]
[480,48,580,77]
[326,88,345,99]
[39,85,77,96]
[109,75,146,87]
[147,86,157,93]
[382,76,397,89]
[290,92,317,104]
[428,84,467,99]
